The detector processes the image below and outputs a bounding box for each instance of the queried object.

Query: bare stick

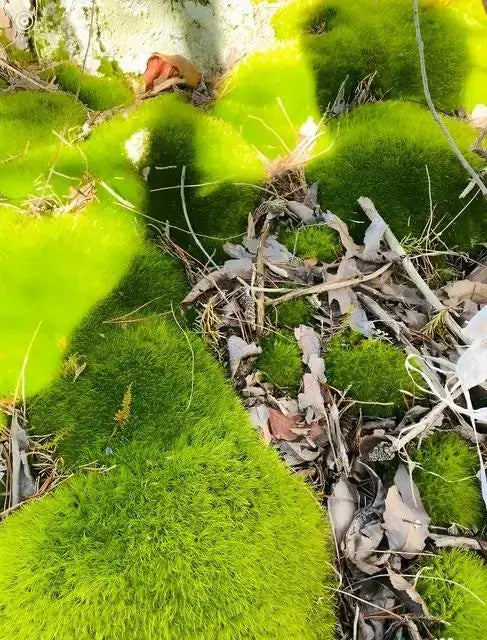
[255,219,271,338]
[358,197,470,345]
[413,0,487,199]
[265,262,392,307]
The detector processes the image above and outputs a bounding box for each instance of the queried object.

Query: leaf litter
[164,168,487,638]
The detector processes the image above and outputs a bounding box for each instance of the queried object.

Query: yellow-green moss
[0,248,335,639]
[273,0,484,112]
[213,41,325,161]
[53,61,134,111]
[413,432,485,529]
[269,297,314,328]
[86,93,265,257]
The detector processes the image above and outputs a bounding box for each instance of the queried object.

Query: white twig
[412,0,487,199]
[358,197,470,345]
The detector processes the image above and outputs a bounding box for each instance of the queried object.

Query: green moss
[273,0,478,112]
[53,61,134,111]
[306,101,485,250]
[0,33,36,64]
[0,198,143,398]
[0,431,334,639]
[270,297,314,328]
[0,256,335,639]
[86,94,265,257]
[413,432,485,529]
[279,224,340,263]
[257,330,303,391]
[0,91,86,161]
[326,331,416,417]
[418,549,487,640]
[213,41,324,161]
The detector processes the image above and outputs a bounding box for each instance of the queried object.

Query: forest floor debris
[167,172,487,639]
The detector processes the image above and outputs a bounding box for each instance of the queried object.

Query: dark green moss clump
[53,61,134,111]
[273,0,479,112]
[257,331,303,391]
[326,331,416,417]
[418,549,487,640]
[279,224,341,263]
[86,94,265,258]
[413,432,485,530]
[271,298,314,328]
[307,101,485,250]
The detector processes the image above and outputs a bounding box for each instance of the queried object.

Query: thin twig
[265,262,392,307]
[412,0,487,199]
[255,218,271,339]
[180,166,219,268]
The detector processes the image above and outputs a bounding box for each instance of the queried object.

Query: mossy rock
[418,548,487,640]
[0,91,147,398]
[279,224,341,263]
[52,61,135,111]
[326,331,417,417]
[0,249,335,640]
[273,0,485,112]
[306,101,485,250]
[0,91,86,161]
[213,41,325,161]
[257,330,303,392]
[412,431,485,530]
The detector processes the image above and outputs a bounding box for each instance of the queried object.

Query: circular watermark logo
[13,10,35,32]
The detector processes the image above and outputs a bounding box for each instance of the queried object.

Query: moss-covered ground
[1,0,486,635]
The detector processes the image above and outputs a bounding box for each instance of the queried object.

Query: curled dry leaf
[268,407,300,442]
[329,476,359,546]
[227,336,261,377]
[443,279,487,305]
[144,53,202,92]
[248,405,272,443]
[383,465,430,556]
[298,373,326,423]
[387,567,429,617]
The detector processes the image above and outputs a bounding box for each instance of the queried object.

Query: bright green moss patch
[214,42,324,161]
[0,91,85,161]
[257,330,303,391]
[418,549,487,640]
[413,432,485,529]
[326,331,416,417]
[273,0,474,112]
[52,61,134,111]
[0,198,142,398]
[270,297,314,328]
[279,224,341,263]
[306,101,485,249]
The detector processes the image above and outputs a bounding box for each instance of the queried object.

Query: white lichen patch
[125,129,150,167]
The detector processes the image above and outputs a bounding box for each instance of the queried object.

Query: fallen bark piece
[227,335,261,377]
